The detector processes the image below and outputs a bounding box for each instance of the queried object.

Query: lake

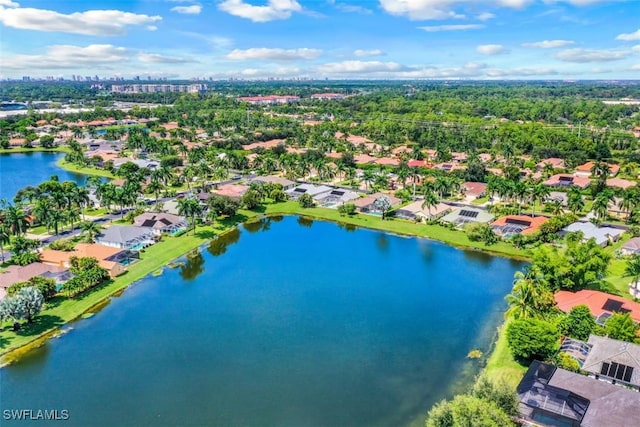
[0,152,88,200]
[0,216,524,427]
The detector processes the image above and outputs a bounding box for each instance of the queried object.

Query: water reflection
[337,222,358,232]
[376,234,389,252]
[207,228,241,257]
[270,215,284,222]
[297,216,314,228]
[243,218,272,233]
[462,249,494,266]
[180,249,205,281]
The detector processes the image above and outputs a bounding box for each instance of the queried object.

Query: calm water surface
[0,152,88,200]
[0,217,524,427]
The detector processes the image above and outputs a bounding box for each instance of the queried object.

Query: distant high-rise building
[110,83,208,94]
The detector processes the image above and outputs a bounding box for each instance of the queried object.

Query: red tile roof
[555,290,640,324]
[491,215,549,234]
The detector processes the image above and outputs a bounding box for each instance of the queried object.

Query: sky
[0,0,639,80]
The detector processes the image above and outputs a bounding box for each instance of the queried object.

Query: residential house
[536,157,565,171]
[0,263,71,299]
[394,201,452,222]
[574,161,620,177]
[315,188,361,208]
[352,193,401,214]
[575,335,640,389]
[408,159,428,168]
[95,225,155,251]
[544,174,591,189]
[251,175,296,191]
[545,191,569,206]
[441,207,494,226]
[212,184,250,200]
[374,157,400,167]
[517,361,640,427]
[461,182,487,200]
[353,154,377,165]
[606,178,636,190]
[554,289,640,325]
[286,184,333,200]
[242,139,286,151]
[40,243,134,278]
[621,237,640,256]
[491,215,549,237]
[133,213,188,236]
[560,222,625,247]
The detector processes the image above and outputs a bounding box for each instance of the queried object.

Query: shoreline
[0,206,528,365]
[56,158,116,179]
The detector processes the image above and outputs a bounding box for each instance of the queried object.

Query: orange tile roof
[40,243,124,271]
[491,215,549,234]
[555,290,640,324]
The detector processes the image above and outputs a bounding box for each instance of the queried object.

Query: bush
[558,305,596,341]
[507,318,559,361]
[48,239,76,251]
[426,394,514,427]
[7,276,57,301]
[298,193,315,208]
[555,352,580,372]
[337,203,356,216]
[467,223,499,246]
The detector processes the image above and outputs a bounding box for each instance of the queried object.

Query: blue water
[0,217,524,426]
[0,152,88,200]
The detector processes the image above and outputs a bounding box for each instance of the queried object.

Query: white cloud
[171,4,202,14]
[0,3,161,35]
[0,0,19,7]
[138,53,195,64]
[226,47,322,60]
[419,24,484,32]
[218,0,302,22]
[2,44,131,70]
[633,45,640,52]
[335,3,372,14]
[317,60,404,74]
[477,12,495,21]
[616,29,640,41]
[379,0,531,21]
[554,48,628,62]
[354,49,385,57]
[522,39,574,48]
[476,44,507,55]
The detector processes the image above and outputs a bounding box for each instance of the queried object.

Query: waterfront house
[0,263,71,299]
[315,188,361,208]
[560,222,624,247]
[286,184,333,200]
[95,225,155,251]
[352,193,401,214]
[133,213,188,236]
[545,191,569,206]
[491,215,549,237]
[40,243,134,277]
[620,237,640,255]
[605,178,636,190]
[517,361,640,427]
[394,201,452,222]
[440,207,494,226]
[565,335,640,389]
[554,290,640,325]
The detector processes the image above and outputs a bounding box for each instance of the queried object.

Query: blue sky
[0,0,639,80]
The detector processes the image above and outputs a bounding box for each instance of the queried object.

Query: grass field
[484,318,527,388]
[0,146,69,154]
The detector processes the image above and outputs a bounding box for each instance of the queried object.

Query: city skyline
[0,0,639,80]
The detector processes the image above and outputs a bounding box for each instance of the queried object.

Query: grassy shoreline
[0,146,68,154]
[56,158,116,179]
[0,203,530,366]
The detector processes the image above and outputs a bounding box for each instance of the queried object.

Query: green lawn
[0,146,69,154]
[484,318,527,388]
[56,159,116,179]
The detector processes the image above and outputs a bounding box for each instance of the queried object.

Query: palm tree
[421,189,439,221]
[567,188,585,215]
[3,204,29,236]
[73,186,91,221]
[0,222,10,262]
[505,271,537,319]
[362,169,376,191]
[177,197,202,235]
[530,183,550,217]
[80,221,102,242]
[624,254,640,288]
[592,191,614,222]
